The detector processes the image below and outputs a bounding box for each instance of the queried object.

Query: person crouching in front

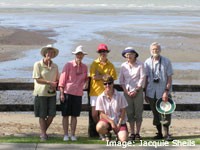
[95,76,128,142]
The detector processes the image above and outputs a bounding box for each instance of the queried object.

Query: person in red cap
[89,43,117,140]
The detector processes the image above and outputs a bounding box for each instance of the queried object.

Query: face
[99,50,108,59]
[125,52,136,62]
[75,52,84,62]
[45,49,55,60]
[151,45,161,58]
[103,81,113,92]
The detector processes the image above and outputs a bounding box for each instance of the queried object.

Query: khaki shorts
[124,89,143,123]
[34,96,56,118]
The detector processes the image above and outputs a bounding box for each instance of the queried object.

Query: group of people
[32,42,173,142]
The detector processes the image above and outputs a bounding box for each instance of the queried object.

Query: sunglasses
[99,50,108,53]
[103,81,113,85]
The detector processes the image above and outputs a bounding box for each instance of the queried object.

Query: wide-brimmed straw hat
[156,97,176,114]
[40,44,59,58]
[122,47,139,58]
[72,45,87,55]
[97,43,110,53]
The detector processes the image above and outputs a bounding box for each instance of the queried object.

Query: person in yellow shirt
[89,43,117,126]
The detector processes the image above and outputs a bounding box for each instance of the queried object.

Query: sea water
[0,0,200,80]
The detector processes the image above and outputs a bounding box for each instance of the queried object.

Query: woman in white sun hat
[59,45,88,141]
[32,44,59,141]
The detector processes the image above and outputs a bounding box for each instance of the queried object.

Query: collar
[125,60,139,66]
[72,60,82,67]
[95,57,109,64]
[40,59,55,67]
[102,89,117,98]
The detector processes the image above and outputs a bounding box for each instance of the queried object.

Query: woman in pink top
[59,45,88,141]
[119,47,145,141]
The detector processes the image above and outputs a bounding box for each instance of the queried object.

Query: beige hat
[40,44,59,58]
[72,45,87,55]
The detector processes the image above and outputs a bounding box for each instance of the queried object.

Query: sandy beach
[0,112,199,138]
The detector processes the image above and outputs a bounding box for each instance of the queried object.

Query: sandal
[105,132,112,141]
[40,134,48,141]
[135,133,142,140]
[128,134,135,141]
[164,134,174,141]
[153,133,163,140]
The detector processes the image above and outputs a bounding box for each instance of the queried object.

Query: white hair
[150,42,161,51]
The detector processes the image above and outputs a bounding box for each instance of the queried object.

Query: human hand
[111,121,119,133]
[129,91,137,97]
[49,81,58,88]
[60,93,65,102]
[162,91,169,102]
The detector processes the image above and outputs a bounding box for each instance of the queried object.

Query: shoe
[63,135,69,141]
[128,134,135,141]
[165,134,174,141]
[40,134,47,141]
[115,135,119,142]
[71,135,77,141]
[105,132,112,141]
[99,134,106,141]
[153,133,163,139]
[135,134,142,140]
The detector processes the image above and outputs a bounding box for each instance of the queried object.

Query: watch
[165,89,169,92]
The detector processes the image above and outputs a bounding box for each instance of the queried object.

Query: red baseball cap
[97,43,110,53]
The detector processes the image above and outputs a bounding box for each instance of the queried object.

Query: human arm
[58,64,69,102]
[162,75,172,102]
[117,108,126,128]
[99,111,118,132]
[144,75,149,103]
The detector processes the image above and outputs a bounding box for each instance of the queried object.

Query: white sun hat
[40,44,59,58]
[72,45,87,55]
[156,97,176,114]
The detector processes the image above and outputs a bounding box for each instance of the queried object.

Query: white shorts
[90,96,98,107]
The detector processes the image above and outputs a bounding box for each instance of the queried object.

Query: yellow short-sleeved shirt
[32,60,59,96]
[89,58,117,96]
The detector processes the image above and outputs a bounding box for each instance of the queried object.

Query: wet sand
[0,27,56,62]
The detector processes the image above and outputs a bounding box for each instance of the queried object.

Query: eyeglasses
[103,82,113,85]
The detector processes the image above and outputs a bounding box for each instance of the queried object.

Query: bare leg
[163,125,169,137]
[63,116,69,135]
[39,117,47,136]
[71,116,77,136]
[129,122,135,135]
[96,121,109,134]
[46,116,54,131]
[118,130,128,142]
[136,121,142,134]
